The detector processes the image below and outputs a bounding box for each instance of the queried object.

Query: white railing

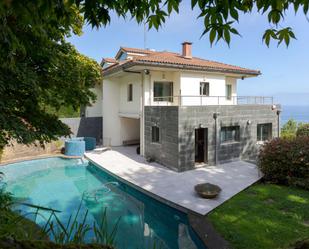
[151,96,273,106]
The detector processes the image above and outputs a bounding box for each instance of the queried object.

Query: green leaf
[224,28,231,45]
[230,8,239,21]
[230,28,240,35]
[191,0,198,9]
[210,28,217,45]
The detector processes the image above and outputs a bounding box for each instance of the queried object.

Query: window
[221,126,240,143]
[257,123,272,141]
[127,84,133,102]
[152,126,160,143]
[226,84,232,100]
[200,82,209,96]
[153,81,173,102]
[118,52,128,61]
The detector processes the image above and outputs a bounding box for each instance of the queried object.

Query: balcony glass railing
[151,96,273,106]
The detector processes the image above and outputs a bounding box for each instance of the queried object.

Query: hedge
[258,137,309,190]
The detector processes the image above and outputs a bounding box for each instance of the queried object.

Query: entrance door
[195,128,208,163]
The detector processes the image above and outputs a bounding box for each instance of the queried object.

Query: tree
[75,0,305,46]
[296,123,309,137]
[281,119,298,138]
[0,1,102,148]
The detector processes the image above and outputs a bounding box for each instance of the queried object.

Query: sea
[281,105,309,125]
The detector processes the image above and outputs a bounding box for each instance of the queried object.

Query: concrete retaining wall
[60,116,102,144]
[1,117,102,163]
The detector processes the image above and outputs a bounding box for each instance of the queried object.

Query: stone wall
[145,105,279,172]
[1,142,61,163]
[179,105,278,170]
[144,106,179,171]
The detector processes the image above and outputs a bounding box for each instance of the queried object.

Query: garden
[208,120,309,249]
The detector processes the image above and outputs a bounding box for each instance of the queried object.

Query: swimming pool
[1,157,206,249]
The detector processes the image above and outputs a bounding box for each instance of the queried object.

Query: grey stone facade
[145,105,279,172]
[144,107,179,171]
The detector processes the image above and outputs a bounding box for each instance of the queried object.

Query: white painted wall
[145,71,181,106]
[120,117,140,142]
[103,74,142,146]
[103,70,238,147]
[103,78,122,146]
[85,84,103,117]
[119,74,141,116]
[180,72,237,105]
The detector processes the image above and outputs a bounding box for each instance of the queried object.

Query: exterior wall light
[271,104,277,110]
[276,109,281,137]
[247,120,252,125]
[144,69,150,75]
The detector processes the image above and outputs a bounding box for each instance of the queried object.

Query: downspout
[276,109,281,138]
[213,112,220,165]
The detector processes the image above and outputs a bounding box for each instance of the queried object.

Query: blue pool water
[1,157,205,249]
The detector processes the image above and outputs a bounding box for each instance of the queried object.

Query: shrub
[258,137,309,190]
[281,119,298,139]
[296,123,309,137]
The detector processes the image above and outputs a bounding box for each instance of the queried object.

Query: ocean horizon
[281,105,309,125]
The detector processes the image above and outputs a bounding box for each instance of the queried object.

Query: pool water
[1,157,205,249]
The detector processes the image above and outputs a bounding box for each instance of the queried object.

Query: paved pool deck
[85,146,262,216]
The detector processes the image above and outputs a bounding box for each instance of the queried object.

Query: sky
[67,2,309,106]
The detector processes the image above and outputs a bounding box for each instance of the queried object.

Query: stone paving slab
[85,146,261,215]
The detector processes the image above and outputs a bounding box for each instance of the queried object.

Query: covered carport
[119,113,140,146]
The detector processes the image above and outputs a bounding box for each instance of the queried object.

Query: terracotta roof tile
[120,47,156,55]
[134,51,259,74]
[103,47,260,76]
[103,58,117,63]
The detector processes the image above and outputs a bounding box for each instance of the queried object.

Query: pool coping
[86,156,194,215]
[0,154,82,167]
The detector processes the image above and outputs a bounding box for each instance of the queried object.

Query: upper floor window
[118,52,128,61]
[200,82,209,96]
[152,126,160,143]
[153,81,173,102]
[127,84,133,102]
[257,123,272,141]
[226,84,232,100]
[221,126,240,143]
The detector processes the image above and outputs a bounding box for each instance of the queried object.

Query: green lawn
[208,184,309,249]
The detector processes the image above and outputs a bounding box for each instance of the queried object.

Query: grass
[208,183,309,249]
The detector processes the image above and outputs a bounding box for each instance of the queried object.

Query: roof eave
[102,61,260,77]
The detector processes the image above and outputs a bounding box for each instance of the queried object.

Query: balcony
[151,96,274,106]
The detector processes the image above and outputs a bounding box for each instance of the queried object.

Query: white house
[86,42,279,172]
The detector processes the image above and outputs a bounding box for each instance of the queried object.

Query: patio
[85,146,262,216]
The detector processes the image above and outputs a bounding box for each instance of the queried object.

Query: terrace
[151,95,274,106]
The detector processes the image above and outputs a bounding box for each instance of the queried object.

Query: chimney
[182,41,192,59]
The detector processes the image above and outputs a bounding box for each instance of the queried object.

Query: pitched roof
[115,47,155,59]
[104,47,260,76]
[103,58,117,63]
[120,47,155,55]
